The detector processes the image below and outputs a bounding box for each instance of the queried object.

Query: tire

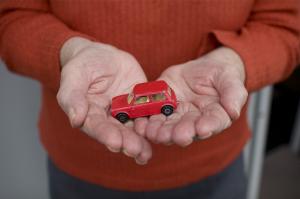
[161,105,174,116]
[116,113,129,123]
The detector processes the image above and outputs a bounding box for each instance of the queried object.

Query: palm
[83,58,147,137]
[135,49,247,147]
[156,63,231,145]
[84,55,147,123]
[57,44,151,164]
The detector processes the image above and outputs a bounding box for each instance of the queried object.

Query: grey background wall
[0,61,49,199]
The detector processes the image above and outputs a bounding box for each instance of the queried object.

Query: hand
[57,37,151,164]
[135,47,248,146]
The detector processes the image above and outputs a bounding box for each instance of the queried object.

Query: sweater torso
[39,0,253,191]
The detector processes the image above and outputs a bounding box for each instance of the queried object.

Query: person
[0,0,299,198]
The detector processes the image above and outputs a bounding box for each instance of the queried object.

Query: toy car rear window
[134,96,150,104]
[152,93,166,101]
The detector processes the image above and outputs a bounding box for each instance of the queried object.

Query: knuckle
[56,91,61,103]
[56,90,65,107]
[105,134,122,149]
[126,142,142,156]
[241,87,248,100]
[140,143,152,159]
[157,134,169,144]
[146,132,156,141]
[173,132,191,146]
[175,138,192,147]
[226,120,232,129]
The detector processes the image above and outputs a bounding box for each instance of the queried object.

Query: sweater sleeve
[0,0,92,91]
[212,0,300,92]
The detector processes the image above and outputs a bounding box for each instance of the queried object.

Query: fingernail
[69,108,76,123]
[165,141,173,146]
[107,146,120,153]
[232,103,240,119]
[135,159,147,165]
[233,107,240,118]
[200,132,213,139]
[181,139,193,147]
[123,149,134,157]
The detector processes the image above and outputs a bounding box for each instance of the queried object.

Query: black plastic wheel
[161,105,174,116]
[116,113,129,123]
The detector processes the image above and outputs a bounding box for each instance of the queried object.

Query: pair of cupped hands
[57,37,248,165]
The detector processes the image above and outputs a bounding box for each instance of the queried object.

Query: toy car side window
[134,96,150,104]
[152,93,166,102]
[127,92,134,104]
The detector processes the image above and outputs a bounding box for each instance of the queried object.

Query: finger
[181,64,218,99]
[172,112,199,147]
[195,103,232,138]
[82,105,123,152]
[156,122,174,145]
[215,78,248,120]
[86,122,123,153]
[134,117,149,136]
[119,127,143,158]
[192,95,218,110]
[145,114,166,142]
[135,137,152,165]
[124,120,134,129]
[57,89,88,127]
[118,118,152,164]
[118,117,152,164]
[156,113,181,144]
[57,65,89,127]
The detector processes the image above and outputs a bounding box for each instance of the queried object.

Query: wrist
[204,47,246,82]
[60,37,93,67]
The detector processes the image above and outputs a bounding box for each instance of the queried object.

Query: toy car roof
[133,80,169,96]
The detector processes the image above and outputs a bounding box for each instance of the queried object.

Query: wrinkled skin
[57,37,248,165]
[134,47,248,147]
[57,37,152,165]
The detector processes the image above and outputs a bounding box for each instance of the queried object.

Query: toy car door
[131,95,151,118]
[149,92,167,115]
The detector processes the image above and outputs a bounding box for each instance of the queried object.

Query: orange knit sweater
[0,0,299,191]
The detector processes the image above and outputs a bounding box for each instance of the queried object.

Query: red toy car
[111,80,177,123]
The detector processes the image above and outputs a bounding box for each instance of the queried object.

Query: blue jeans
[48,154,247,199]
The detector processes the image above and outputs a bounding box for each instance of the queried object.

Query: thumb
[57,66,89,128]
[215,75,248,120]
